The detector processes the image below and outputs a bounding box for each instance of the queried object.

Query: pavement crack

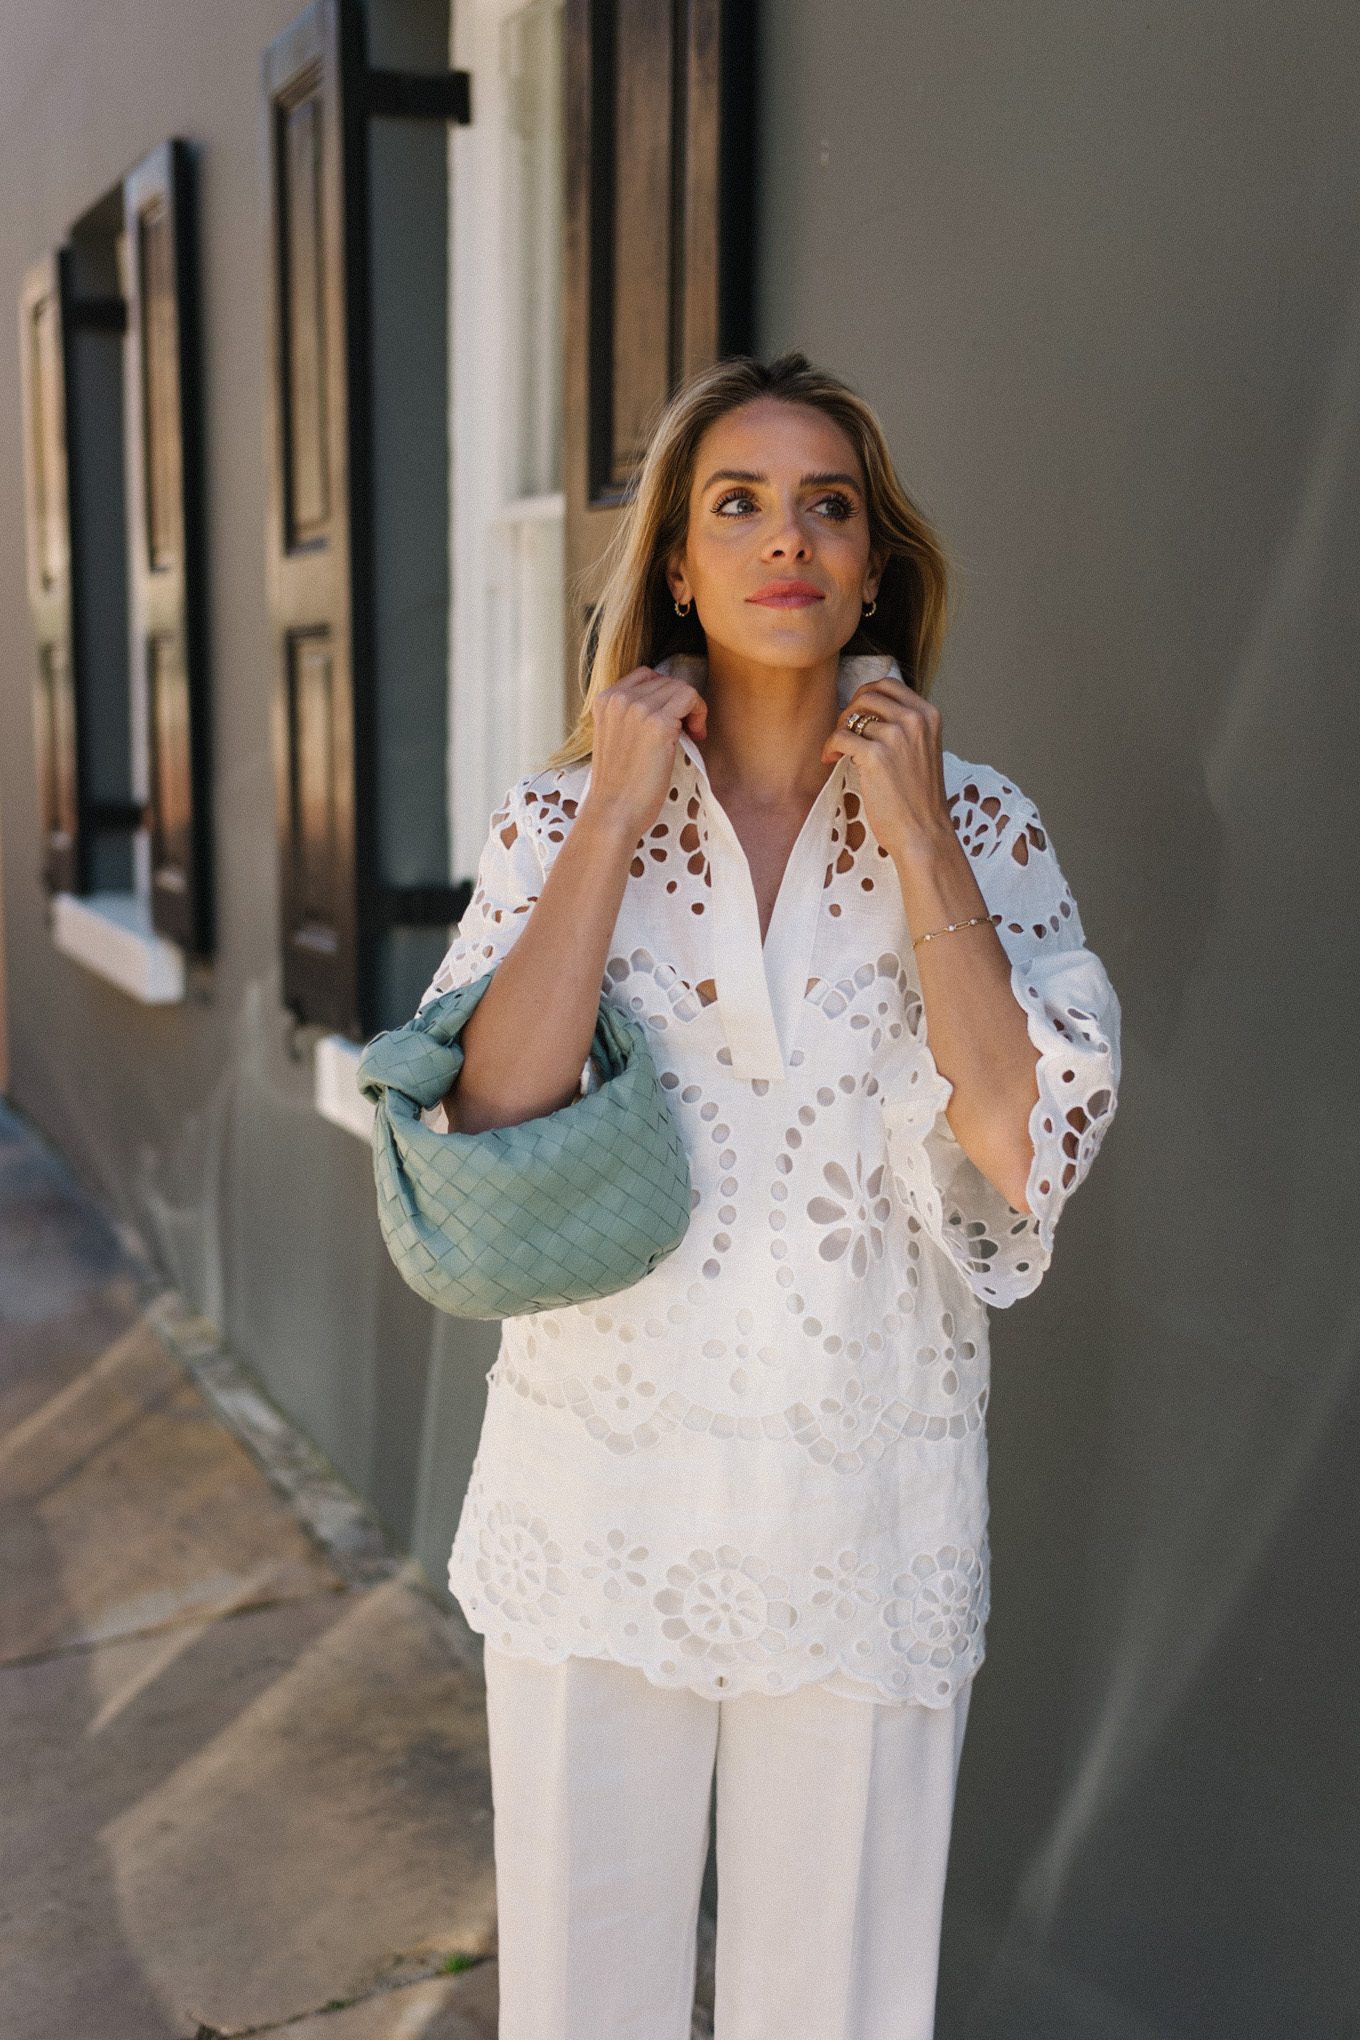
[0,1581,350,1672]
[188,1954,492,2035]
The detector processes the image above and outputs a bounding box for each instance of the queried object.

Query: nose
[762,495,811,562]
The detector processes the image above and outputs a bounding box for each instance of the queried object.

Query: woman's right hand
[587,667,708,838]
[451,668,705,1132]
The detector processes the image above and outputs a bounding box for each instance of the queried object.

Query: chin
[724,617,848,669]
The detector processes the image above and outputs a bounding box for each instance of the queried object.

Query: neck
[697,641,841,806]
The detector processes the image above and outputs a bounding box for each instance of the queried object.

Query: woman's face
[668,397,881,674]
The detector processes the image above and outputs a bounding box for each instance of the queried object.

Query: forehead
[692,397,862,486]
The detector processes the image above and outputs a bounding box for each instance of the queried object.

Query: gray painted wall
[758,5,1360,2034]
[0,0,496,1589]
[1,1,1357,2031]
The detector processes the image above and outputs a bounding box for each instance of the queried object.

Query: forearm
[892,827,1040,1211]
[451,803,637,1133]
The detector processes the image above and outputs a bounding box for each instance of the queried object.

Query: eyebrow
[700,467,863,492]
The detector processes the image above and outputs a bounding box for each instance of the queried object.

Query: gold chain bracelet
[912,914,994,951]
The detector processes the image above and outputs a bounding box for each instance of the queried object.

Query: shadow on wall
[942,272,1360,2039]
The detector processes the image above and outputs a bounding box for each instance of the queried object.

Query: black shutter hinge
[65,297,127,334]
[85,799,148,832]
[365,69,471,124]
[372,881,473,930]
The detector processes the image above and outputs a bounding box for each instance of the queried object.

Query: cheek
[690,527,755,599]
[825,531,872,595]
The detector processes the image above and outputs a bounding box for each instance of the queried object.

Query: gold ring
[845,710,881,737]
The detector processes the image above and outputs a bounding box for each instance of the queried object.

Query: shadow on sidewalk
[0,1103,497,2040]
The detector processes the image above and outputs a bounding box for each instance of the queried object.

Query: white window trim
[51,892,185,1004]
[314,1034,376,1142]
[449,0,566,879]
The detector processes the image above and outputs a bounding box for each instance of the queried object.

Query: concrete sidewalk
[0,1102,498,2039]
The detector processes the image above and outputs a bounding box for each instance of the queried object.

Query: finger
[822,725,882,767]
[602,671,672,710]
[631,686,705,740]
[837,703,903,740]
[835,705,904,749]
[605,667,699,705]
[849,674,915,705]
[838,699,939,760]
[599,675,700,726]
[844,679,934,726]
[634,677,706,720]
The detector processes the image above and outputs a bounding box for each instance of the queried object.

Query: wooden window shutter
[563,0,757,694]
[18,253,82,897]
[264,0,363,1033]
[265,0,470,1037]
[123,140,212,954]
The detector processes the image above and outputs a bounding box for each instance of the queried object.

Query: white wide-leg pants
[484,1648,970,2040]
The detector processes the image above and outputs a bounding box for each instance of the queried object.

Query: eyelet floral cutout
[626,786,712,910]
[654,1548,798,1665]
[427,675,1117,1706]
[883,1545,985,1672]
[811,1550,880,1618]
[475,1500,569,1625]
[454,1474,987,1704]
[654,1064,742,1280]
[604,946,716,1031]
[821,788,893,919]
[581,1529,650,1600]
[807,1155,892,1273]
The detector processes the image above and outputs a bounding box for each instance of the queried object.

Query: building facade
[2,3,1358,2033]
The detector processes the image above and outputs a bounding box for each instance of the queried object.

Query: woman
[423,353,1119,2039]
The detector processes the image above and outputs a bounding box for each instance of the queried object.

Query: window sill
[314,1034,375,1142]
[51,892,185,1004]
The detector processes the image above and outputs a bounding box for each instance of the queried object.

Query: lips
[746,580,826,608]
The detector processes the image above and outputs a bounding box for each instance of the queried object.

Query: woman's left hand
[821,676,954,868]
[824,676,1041,1214]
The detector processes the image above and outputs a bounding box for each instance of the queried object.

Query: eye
[810,490,856,522]
[712,488,759,518]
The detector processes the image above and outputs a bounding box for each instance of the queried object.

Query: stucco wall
[758,6,1360,2034]
[0,0,496,1582]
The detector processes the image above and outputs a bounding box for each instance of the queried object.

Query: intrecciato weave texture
[357,973,692,1319]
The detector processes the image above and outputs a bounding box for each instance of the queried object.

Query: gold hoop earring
[674,598,692,619]
[862,598,877,618]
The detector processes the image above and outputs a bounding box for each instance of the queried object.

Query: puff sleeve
[883,763,1120,1308]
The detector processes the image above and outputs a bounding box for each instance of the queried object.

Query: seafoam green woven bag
[357,972,692,1319]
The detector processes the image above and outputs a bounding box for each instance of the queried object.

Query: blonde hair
[555,352,949,765]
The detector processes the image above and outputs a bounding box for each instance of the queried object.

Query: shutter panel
[123,140,213,953]
[264,0,365,1032]
[18,253,82,897]
[266,0,472,1037]
[563,0,757,694]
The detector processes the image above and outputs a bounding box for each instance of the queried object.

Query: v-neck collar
[662,652,900,1083]
[677,734,845,1081]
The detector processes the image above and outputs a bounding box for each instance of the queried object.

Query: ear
[665,551,691,605]
[862,549,885,605]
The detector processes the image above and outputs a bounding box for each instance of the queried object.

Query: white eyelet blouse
[421,657,1120,1706]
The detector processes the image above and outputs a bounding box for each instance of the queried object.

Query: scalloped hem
[452,1575,982,1711]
